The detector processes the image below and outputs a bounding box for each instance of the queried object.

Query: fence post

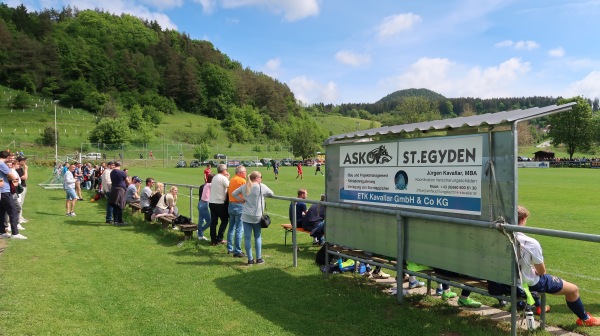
[189,186,194,223]
[292,200,298,267]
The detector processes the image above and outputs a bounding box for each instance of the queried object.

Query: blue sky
[8,0,600,104]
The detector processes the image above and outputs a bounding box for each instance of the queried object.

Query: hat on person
[132,176,142,183]
[107,161,114,165]
[17,156,27,161]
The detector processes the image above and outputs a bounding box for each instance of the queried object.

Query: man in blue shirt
[0,151,26,239]
[288,189,307,228]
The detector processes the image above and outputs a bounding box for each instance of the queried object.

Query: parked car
[214,154,226,159]
[189,160,201,168]
[176,160,186,168]
[270,159,280,167]
[82,152,102,160]
[281,158,293,166]
[303,159,314,166]
[292,160,302,166]
[259,158,271,165]
[243,161,263,167]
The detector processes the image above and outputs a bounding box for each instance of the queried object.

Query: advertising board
[338,135,483,215]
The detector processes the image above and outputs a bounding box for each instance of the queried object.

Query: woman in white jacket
[232,171,274,265]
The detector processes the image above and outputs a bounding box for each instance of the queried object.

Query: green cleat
[441,291,457,300]
[458,297,482,308]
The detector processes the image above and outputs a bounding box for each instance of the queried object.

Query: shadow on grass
[214,268,509,336]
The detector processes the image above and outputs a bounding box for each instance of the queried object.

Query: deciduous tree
[548,96,593,160]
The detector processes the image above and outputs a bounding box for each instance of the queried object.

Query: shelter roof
[324,103,576,145]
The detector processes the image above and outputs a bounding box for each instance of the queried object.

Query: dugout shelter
[322,103,575,335]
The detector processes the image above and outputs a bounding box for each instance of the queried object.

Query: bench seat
[281,224,312,245]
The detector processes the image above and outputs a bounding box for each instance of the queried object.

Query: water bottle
[525,308,536,330]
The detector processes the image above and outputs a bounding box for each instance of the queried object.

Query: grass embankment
[0,85,381,164]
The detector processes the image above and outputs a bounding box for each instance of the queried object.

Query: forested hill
[324,89,562,118]
[0,4,318,145]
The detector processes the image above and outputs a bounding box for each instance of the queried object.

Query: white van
[82,152,102,160]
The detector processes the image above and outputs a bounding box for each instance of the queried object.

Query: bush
[37,126,58,146]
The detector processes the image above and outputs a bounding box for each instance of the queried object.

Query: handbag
[259,184,271,228]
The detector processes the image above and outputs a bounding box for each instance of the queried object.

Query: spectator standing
[289,189,307,228]
[197,174,213,241]
[15,156,28,223]
[108,162,128,226]
[74,162,84,200]
[63,163,77,217]
[101,161,114,223]
[232,171,274,265]
[227,165,247,257]
[208,164,230,246]
[0,151,26,239]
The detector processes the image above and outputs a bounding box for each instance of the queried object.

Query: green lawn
[1,166,600,335]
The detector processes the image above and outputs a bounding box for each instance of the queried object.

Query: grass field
[1,163,600,335]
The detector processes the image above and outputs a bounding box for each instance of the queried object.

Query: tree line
[0,4,329,159]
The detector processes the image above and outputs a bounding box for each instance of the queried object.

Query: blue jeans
[105,201,113,222]
[243,221,262,261]
[310,220,325,243]
[197,201,211,237]
[227,203,244,254]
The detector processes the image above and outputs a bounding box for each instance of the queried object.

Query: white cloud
[219,0,319,21]
[194,0,217,13]
[565,71,600,98]
[262,58,281,78]
[548,47,565,57]
[289,76,338,104]
[514,40,539,50]
[376,13,422,37]
[495,39,539,50]
[335,50,371,67]
[495,40,514,48]
[383,57,531,98]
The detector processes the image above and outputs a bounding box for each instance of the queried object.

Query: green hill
[376,88,446,105]
[0,85,380,162]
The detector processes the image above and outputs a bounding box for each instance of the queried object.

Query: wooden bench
[157,215,198,243]
[128,202,142,214]
[280,224,312,245]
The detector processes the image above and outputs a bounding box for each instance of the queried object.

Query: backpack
[315,244,327,265]
[174,215,191,224]
[149,193,163,208]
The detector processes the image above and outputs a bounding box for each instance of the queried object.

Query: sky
[7,0,600,105]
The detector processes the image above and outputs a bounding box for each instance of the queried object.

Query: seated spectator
[140,177,154,210]
[302,194,326,245]
[150,182,165,220]
[516,205,599,326]
[288,189,307,228]
[153,185,178,221]
[126,176,142,204]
